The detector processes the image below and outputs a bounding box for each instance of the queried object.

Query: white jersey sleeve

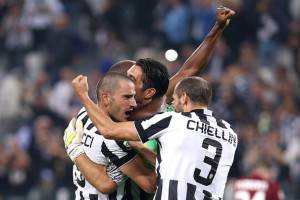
[134,112,173,143]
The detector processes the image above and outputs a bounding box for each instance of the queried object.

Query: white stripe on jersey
[135,109,238,200]
[73,107,137,200]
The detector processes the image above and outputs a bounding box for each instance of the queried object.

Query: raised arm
[166,7,235,103]
[72,75,140,141]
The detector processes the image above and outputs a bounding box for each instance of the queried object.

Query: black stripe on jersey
[156,139,162,184]
[109,191,117,200]
[181,112,192,118]
[135,116,172,143]
[186,183,196,200]
[95,130,101,135]
[77,110,86,118]
[216,119,226,129]
[116,141,132,153]
[89,194,98,200]
[81,115,89,126]
[101,142,137,168]
[196,113,210,125]
[155,179,163,200]
[86,123,94,131]
[203,190,213,200]
[80,191,84,200]
[169,180,178,200]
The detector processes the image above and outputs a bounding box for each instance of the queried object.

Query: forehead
[113,79,135,94]
[127,65,143,79]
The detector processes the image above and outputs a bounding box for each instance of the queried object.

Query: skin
[101,79,137,122]
[71,6,235,194]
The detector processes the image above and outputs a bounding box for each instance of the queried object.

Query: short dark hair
[95,72,133,102]
[175,76,212,105]
[135,58,169,99]
[108,60,135,75]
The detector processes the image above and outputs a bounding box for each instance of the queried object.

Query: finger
[75,118,84,136]
[225,11,234,19]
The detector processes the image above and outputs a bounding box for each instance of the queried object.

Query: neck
[129,97,165,120]
[185,104,208,112]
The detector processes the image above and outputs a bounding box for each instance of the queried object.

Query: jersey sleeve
[86,127,109,165]
[134,112,173,143]
[144,139,158,152]
[76,107,108,165]
[101,139,137,168]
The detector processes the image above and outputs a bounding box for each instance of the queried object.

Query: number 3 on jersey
[194,138,223,186]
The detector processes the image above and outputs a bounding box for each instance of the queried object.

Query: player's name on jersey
[186,119,237,147]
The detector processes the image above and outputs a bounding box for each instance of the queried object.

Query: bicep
[107,121,140,141]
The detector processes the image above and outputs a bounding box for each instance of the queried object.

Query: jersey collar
[191,108,213,116]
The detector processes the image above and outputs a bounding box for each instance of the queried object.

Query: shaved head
[108,60,135,75]
[175,76,212,105]
[96,72,133,102]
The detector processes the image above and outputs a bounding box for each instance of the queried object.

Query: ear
[181,92,189,106]
[143,88,156,100]
[101,91,111,106]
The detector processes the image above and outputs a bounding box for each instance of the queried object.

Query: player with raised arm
[64,72,156,199]
[72,75,238,200]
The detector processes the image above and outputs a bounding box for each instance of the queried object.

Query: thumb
[75,118,84,137]
[64,117,76,147]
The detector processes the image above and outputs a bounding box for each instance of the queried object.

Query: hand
[127,141,144,150]
[72,75,89,99]
[106,163,127,184]
[63,117,84,162]
[216,7,235,29]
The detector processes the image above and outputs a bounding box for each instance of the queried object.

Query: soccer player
[64,72,156,199]
[228,161,285,200]
[72,75,238,200]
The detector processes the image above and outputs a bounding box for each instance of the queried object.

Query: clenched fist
[216,7,235,28]
[72,75,89,99]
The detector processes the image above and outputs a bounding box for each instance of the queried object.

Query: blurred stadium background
[0,0,299,199]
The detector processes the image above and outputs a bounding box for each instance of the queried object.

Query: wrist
[215,19,230,31]
[68,144,84,162]
[78,92,90,102]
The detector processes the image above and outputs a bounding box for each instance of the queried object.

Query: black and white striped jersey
[134,109,238,200]
[73,107,137,200]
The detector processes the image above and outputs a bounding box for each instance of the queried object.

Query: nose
[130,98,137,108]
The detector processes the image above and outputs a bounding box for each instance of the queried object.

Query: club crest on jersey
[123,141,132,150]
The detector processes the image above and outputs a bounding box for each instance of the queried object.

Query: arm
[119,155,156,193]
[128,141,156,167]
[165,7,235,103]
[75,154,117,194]
[63,118,118,194]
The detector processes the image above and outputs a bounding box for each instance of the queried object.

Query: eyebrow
[128,74,136,82]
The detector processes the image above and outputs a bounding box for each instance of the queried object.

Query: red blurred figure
[231,162,285,200]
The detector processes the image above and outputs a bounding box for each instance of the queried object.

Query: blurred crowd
[0,0,299,199]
